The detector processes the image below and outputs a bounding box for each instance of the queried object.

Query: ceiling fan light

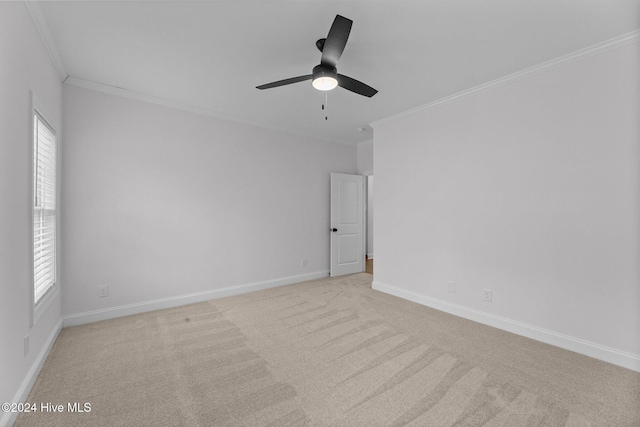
[312,76,338,91]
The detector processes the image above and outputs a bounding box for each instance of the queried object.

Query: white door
[330,173,364,276]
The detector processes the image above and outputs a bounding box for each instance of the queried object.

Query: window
[33,111,57,308]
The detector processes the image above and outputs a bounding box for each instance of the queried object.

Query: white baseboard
[1,319,63,427]
[367,254,374,259]
[63,271,329,327]
[372,280,640,373]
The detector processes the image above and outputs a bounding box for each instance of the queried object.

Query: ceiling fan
[256,14,378,98]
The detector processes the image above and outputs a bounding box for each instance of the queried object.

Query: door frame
[362,170,373,263]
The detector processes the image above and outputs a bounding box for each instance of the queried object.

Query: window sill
[33,285,59,326]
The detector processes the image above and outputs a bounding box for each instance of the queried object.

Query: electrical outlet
[301,259,308,267]
[483,289,492,302]
[448,281,456,293]
[24,335,29,356]
[98,285,109,298]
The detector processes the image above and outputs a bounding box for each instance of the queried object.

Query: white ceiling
[34,0,640,145]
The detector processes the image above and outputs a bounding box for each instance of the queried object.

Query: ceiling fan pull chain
[325,91,328,120]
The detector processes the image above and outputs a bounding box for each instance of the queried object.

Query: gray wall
[356,139,373,175]
[61,84,356,318]
[372,39,640,369]
[0,3,63,421]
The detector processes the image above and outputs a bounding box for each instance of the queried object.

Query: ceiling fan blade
[256,75,313,90]
[337,74,378,97]
[320,15,352,68]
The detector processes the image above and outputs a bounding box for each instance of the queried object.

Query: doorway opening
[365,174,373,275]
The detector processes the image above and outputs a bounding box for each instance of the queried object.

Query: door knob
[331,228,338,232]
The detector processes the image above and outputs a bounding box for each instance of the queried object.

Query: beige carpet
[17,273,640,426]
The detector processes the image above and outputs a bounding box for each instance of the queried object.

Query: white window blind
[33,112,56,304]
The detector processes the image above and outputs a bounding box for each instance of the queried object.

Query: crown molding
[371,30,640,128]
[64,77,355,146]
[23,2,353,147]
[24,1,68,81]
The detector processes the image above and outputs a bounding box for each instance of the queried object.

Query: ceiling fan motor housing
[312,65,337,81]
